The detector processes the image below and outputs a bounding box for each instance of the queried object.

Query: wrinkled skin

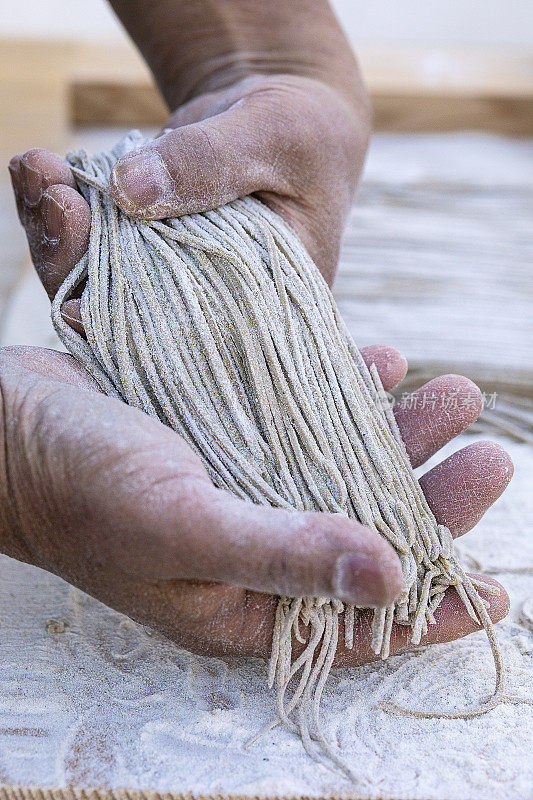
[3,0,512,664]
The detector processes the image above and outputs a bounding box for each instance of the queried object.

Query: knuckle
[249,76,366,199]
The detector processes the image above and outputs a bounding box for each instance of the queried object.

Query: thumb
[110,107,284,219]
[141,479,403,608]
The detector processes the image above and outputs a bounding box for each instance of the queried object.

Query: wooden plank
[371,92,533,134]
[70,81,533,134]
[70,81,167,127]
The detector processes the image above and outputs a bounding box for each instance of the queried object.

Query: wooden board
[371,92,533,135]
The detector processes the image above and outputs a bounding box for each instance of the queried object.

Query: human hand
[101,0,372,287]
[0,335,511,664]
[9,0,371,324]
[108,70,369,289]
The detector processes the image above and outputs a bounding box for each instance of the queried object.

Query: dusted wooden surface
[0,787,453,800]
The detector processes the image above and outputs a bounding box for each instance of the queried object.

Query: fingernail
[112,151,174,214]
[20,161,43,207]
[42,193,64,244]
[333,552,399,607]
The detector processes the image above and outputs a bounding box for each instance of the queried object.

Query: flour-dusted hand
[105,0,371,285]
[110,72,367,285]
[0,343,510,661]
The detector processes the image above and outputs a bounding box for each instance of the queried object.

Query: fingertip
[332,549,403,608]
[395,373,484,467]
[37,185,91,298]
[185,494,406,610]
[20,157,43,206]
[476,440,514,484]
[420,439,514,537]
[471,574,510,624]
[439,374,483,423]
[20,148,76,190]
[322,516,404,607]
[111,148,175,219]
[360,344,408,391]
[42,184,91,240]
[41,190,65,245]
[110,156,137,215]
